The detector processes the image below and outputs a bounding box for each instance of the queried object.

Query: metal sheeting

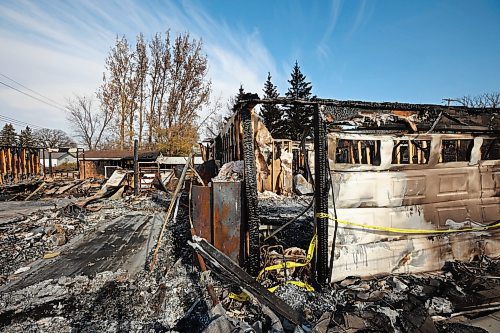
[192,182,245,265]
[213,181,243,264]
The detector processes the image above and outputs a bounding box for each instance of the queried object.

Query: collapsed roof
[237,97,500,133]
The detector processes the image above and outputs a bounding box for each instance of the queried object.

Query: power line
[0,80,67,113]
[0,114,45,129]
[0,119,41,130]
[0,114,44,128]
[0,73,67,109]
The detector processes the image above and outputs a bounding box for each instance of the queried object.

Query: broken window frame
[335,139,381,166]
[439,139,474,163]
[391,139,431,165]
[481,138,500,161]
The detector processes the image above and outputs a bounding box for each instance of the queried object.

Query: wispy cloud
[316,0,343,61]
[0,0,278,131]
[346,0,375,40]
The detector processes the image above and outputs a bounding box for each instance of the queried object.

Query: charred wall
[327,132,500,281]
[0,146,41,184]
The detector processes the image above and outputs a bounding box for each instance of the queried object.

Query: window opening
[336,139,381,165]
[392,140,431,164]
[481,139,500,160]
[440,139,473,162]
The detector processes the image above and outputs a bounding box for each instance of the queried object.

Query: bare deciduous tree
[34,128,76,148]
[484,92,500,108]
[163,33,211,130]
[456,92,500,108]
[99,31,211,153]
[135,34,148,145]
[66,95,114,150]
[100,36,138,150]
[147,32,171,145]
[201,95,235,138]
[202,97,225,138]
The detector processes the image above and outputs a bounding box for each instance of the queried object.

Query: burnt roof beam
[235,97,500,114]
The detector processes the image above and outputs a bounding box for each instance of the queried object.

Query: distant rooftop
[81,150,159,160]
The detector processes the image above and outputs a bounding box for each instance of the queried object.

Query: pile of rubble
[0,193,160,287]
[0,189,207,332]
[196,249,499,332]
[0,178,105,202]
[1,176,499,333]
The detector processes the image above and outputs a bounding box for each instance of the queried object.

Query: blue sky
[0,0,499,132]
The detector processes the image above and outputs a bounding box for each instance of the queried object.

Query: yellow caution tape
[229,280,315,302]
[306,233,317,262]
[229,233,317,302]
[231,214,500,303]
[316,213,500,234]
[268,280,315,293]
[229,291,250,302]
[257,233,316,281]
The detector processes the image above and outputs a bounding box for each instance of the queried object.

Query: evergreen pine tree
[284,61,313,140]
[260,72,284,138]
[0,123,18,146]
[19,126,35,147]
[236,84,245,103]
[228,84,246,112]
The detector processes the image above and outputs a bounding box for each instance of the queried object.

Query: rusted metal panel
[191,185,212,242]
[212,181,243,264]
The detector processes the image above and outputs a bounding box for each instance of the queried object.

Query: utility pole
[442,98,459,106]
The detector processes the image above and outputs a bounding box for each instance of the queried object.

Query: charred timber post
[76,148,80,179]
[41,149,45,178]
[82,150,86,179]
[133,139,139,195]
[314,104,329,284]
[241,100,260,276]
[48,151,53,178]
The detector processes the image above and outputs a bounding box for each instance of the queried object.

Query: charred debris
[0,97,499,333]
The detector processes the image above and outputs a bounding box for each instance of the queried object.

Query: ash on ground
[1,181,499,333]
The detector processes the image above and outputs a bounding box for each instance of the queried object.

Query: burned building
[0,146,44,183]
[323,102,500,281]
[1,96,499,333]
[200,98,500,283]
[79,150,159,179]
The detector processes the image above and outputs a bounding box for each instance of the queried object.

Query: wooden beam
[409,141,414,164]
[396,140,401,164]
[12,151,18,182]
[349,142,355,164]
[357,141,363,164]
[189,236,305,326]
[21,148,26,176]
[7,148,12,175]
[1,149,6,174]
